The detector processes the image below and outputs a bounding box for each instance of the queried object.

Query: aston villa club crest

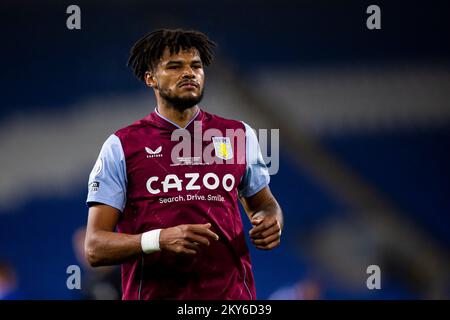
[212,137,233,160]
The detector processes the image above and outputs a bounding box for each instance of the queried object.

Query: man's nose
[181,66,195,78]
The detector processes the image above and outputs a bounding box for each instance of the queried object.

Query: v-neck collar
[151,107,202,130]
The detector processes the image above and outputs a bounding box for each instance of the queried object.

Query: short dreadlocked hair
[127,28,216,82]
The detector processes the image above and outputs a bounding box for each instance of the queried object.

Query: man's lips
[178,82,199,88]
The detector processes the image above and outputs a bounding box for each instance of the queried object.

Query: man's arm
[85,204,142,266]
[85,204,220,267]
[240,186,283,250]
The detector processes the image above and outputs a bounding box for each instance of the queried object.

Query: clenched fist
[249,214,282,250]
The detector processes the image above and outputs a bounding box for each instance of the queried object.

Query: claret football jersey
[86,108,270,300]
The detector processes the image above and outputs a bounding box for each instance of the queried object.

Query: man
[85,28,283,300]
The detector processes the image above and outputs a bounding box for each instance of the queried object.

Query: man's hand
[240,187,283,250]
[249,214,281,250]
[159,223,219,255]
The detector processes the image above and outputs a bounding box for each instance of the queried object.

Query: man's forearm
[85,230,143,267]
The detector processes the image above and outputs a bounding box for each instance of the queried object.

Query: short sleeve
[238,122,270,198]
[86,134,127,212]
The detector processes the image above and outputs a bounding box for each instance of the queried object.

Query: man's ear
[144,71,157,88]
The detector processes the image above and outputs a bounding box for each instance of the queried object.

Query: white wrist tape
[141,229,162,254]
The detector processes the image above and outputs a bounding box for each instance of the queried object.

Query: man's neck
[156,104,199,128]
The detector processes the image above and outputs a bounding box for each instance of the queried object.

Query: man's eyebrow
[165,59,203,65]
[165,60,183,65]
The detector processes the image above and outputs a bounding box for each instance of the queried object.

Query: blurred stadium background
[0,0,449,299]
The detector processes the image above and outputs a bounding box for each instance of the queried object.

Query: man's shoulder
[113,114,152,140]
[203,110,246,131]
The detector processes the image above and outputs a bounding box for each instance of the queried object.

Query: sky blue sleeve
[238,122,270,198]
[86,134,127,212]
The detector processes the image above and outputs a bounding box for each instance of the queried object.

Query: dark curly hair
[127,28,216,82]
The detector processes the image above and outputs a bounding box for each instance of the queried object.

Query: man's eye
[167,66,179,69]
[192,65,202,69]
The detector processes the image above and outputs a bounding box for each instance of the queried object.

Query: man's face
[147,47,205,111]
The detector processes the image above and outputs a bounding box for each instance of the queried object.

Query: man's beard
[159,86,204,112]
